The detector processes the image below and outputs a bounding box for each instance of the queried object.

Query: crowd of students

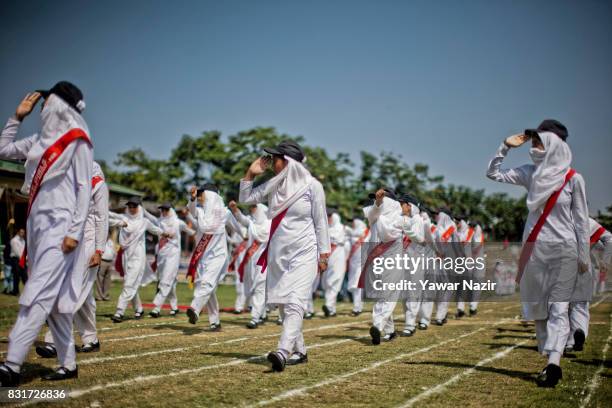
[0,82,609,389]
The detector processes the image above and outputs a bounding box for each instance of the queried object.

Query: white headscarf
[328,212,346,244]
[92,161,105,195]
[436,212,456,239]
[159,207,180,233]
[526,132,572,212]
[260,156,313,218]
[119,205,147,248]
[250,203,271,243]
[351,218,367,237]
[409,203,420,217]
[200,190,228,235]
[22,94,90,194]
[366,197,403,243]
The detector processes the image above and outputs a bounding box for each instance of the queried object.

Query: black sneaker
[456,309,465,319]
[35,344,57,359]
[267,351,286,372]
[469,308,478,316]
[383,332,397,342]
[434,319,444,326]
[186,308,198,325]
[400,328,415,337]
[42,366,78,381]
[536,364,562,388]
[286,352,308,366]
[322,305,331,317]
[0,364,21,387]
[233,309,243,315]
[304,312,314,320]
[370,326,381,345]
[149,310,160,318]
[417,322,428,330]
[350,310,362,317]
[78,341,100,353]
[111,313,123,323]
[134,310,144,320]
[573,329,585,352]
[209,322,222,332]
[169,309,180,317]
[246,320,258,329]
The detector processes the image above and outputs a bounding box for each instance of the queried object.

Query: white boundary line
[579,312,612,408]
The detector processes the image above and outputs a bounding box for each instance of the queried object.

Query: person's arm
[311,181,331,257]
[571,175,591,272]
[145,218,164,237]
[93,183,110,253]
[0,93,42,160]
[486,143,533,188]
[64,141,93,251]
[179,219,196,236]
[402,216,424,243]
[108,211,127,227]
[143,208,160,226]
[239,156,271,204]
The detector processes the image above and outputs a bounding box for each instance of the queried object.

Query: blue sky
[1,0,610,212]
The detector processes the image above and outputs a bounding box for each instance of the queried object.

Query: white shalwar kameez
[347,219,369,313]
[239,157,330,360]
[431,212,459,322]
[110,206,163,316]
[226,229,248,313]
[321,213,347,315]
[416,212,438,326]
[0,95,93,373]
[401,204,426,332]
[188,191,230,325]
[487,133,589,366]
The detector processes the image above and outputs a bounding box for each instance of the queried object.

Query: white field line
[396,338,532,407]
[246,319,511,407]
[589,294,609,309]
[579,313,612,408]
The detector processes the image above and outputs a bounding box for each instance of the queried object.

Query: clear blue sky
[1,0,610,212]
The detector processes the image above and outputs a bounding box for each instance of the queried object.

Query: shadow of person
[403,361,536,383]
[481,342,538,352]
[152,324,205,335]
[200,351,267,366]
[315,334,370,345]
[18,362,57,385]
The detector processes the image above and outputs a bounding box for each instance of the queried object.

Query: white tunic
[239,179,330,308]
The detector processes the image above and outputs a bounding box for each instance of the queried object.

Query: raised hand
[375,188,385,206]
[228,200,238,213]
[504,133,530,148]
[190,186,198,201]
[245,156,270,180]
[16,92,42,121]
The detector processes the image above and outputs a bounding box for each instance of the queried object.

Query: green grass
[0,283,609,408]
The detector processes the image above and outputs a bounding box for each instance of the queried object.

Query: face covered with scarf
[526,131,572,212]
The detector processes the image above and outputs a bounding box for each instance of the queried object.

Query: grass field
[0,282,610,407]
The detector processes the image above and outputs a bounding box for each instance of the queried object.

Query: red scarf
[19,128,91,269]
[517,168,576,283]
[256,208,289,273]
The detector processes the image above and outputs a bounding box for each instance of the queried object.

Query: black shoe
[169,309,180,317]
[267,351,286,372]
[442,316,448,325]
[186,308,198,325]
[350,310,362,317]
[41,366,78,381]
[209,322,222,332]
[111,313,123,323]
[456,309,465,319]
[78,341,100,353]
[233,309,243,315]
[246,320,258,329]
[573,329,585,352]
[434,319,444,326]
[257,317,266,325]
[149,310,160,318]
[469,308,477,316]
[276,317,283,326]
[322,305,331,317]
[286,352,308,366]
[35,344,57,359]
[370,326,381,345]
[400,329,415,337]
[261,314,269,322]
[536,364,562,388]
[418,323,428,330]
[304,312,314,320]
[134,310,144,320]
[0,364,21,387]
[383,332,397,342]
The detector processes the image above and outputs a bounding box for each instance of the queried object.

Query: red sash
[464,227,475,244]
[150,237,169,272]
[346,228,369,271]
[19,128,91,269]
[228,241,248,273]
[115,248,125,277]
[238,240,261,282]
[590,226,606,245]
[186,234,213,283]
[431,225,436,233]
[402,235,411,250]
[517,168,576,283]
[256,208,289,273]
[440,226,455,242]
[358,240,395,288]
[92,175,104,189]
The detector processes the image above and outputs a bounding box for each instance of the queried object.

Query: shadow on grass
[493,334,535,340]
[482,342,539,352]
[314,333,371,345]
[19,362,56,385]
[403,361,536,383]
[496,327,534,333]
[569,358,612,369]
[200,351,268,366]
[152,324,205,335]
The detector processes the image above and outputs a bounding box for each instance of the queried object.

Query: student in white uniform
[109,197,165,322]
[565,218,611,352]
[37,162,109,358]
[239,140,330,372]
[362,188,403,345]
[416,208,438,330]
[465,222,485,315]
[145,203,195,317]
[228,201,271,329]
[185,184,230,331]
[455,216,474,318]
[0,83,93,384]
[95,237,116,301]
[346,217,370,316]
[227,228,248,314]
[432,208,458,326]
[398,194,426,337]
[321,209,347,317]
[487,119,590,387]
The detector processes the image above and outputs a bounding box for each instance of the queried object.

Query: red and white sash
[237,240,261,282]
[186,234,213,284]
[517,168,576,283]
[464,227,475,245]
[590,226,606,245]
[346,228,369,271]
[256,208,289,274]
[358,240,395,289]
[19,128,91,269]
[228,240,248,273]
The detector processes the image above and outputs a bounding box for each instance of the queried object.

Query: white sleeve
[179,219,196,236]
[311,181,331,254]
[93,183,110,252]
[0,117,36,160]
[145,219,164,236]
[402,216,424,243]
[486,143,533,188]
[143,209,160,226]
[66,141,93,241]
[570,175,590,268]
[239,179,267,204]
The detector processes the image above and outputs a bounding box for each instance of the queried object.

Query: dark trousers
[10,256,27,295]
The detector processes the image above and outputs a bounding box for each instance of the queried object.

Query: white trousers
[372,301,396,335]
[350,288,363,312]
[566,301,589,347]
[152,279,178,311]
[234,279,247,312]
[249,278,267,321]
[534,302,570,365]
[277,303,306,359]
[306,273,321,314]
[115,251,146,315]
[403,300,420,330]
[418,301,433,325]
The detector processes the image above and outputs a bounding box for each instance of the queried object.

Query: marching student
[465,221,485,315]
[321,209,347,317]
[431,208,458,326]
[361,187,403,345]
[227,228,248,314]
[228,201,271,329]
[95,236,116,301]
[109,197,166,322]
[239,140,330,372]
[398,194,426,337]
[37,161,109,357]
[185,183,230,331]
[415,207,438,330]
[565,218,611,352]
[346,217,370,316]
[8,228,26,296]
[487,119,590,387]
[145,203,195,318]
[455,215,473,318]
[0,83,93,385]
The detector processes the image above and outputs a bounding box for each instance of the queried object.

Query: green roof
[0,159,144,196]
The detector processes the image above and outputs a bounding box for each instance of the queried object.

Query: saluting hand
[62,236,79,253]
[375,189,385,206]
[16,92,42,121]
[245,157,270,180]
[228,200,238,213]
[190,186,198,201]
